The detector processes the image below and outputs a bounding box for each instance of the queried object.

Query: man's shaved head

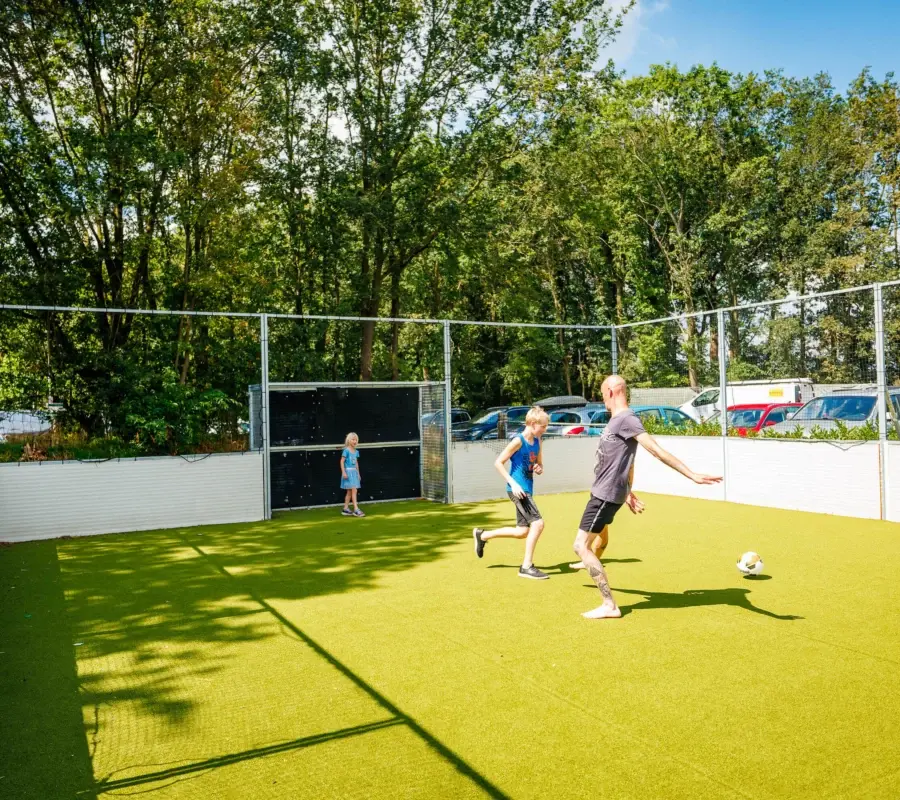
[600,374,628,413]
[601,375,627,396]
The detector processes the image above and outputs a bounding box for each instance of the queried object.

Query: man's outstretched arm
[635,432,722,485]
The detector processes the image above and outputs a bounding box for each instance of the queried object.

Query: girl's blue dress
[341,447,361,489]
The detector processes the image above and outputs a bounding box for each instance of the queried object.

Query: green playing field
[2,492,899,799]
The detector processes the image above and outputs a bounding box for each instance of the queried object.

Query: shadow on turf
[488,558,642,573]
[601,586,803,620]
[3,500,514,799]
[0,540,97,800]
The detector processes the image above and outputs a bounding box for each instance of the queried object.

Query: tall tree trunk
[557,329,572,395]
[390,265,401,380]
[685,313,700,391]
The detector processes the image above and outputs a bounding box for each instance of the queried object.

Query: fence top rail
[0,304,608,330]
[0,303,263,319]
[613,282,886,330]
[256,381,446,391]
[4,278,899,331]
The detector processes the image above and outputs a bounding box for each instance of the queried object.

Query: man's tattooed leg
[587,563,613,602]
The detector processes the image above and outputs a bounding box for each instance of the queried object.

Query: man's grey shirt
[591,409,646,503]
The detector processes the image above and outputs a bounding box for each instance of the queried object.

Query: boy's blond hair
[344,432,359,446]
[525,406,549,427]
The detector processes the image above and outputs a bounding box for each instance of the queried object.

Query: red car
[711,403,803,436]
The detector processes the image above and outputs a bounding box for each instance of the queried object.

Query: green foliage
[2,2,900,447]
[118,371,236,454]
[638,416,893,442]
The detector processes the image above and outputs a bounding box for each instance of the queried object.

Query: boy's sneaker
[518,565,549,580]
[352,509,365,517]
[473,528,486,558]
[341,508,353,516]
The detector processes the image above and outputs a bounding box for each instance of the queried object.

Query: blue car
[452,406,530,441]
[631,405,695,428]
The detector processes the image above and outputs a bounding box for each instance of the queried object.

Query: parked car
[534,394,589,412]
[706,403,802,436]
[679,379,815,422]
[422,408,471,428]
[452,406,529,441]
[631,405,696,428]
[768,387,900,437]
[542,408,608,437]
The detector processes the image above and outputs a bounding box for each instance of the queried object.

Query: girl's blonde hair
[345,432,359,446]
[525,406,549,426]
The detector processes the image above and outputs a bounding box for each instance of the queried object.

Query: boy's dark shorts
[506,491,542,527]
[579,495,623,533]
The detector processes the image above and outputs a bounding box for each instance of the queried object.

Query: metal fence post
[443,321,454,504]
[717,309,728,501]
[874,284,888,520]
[260,313,272,520]
[611,325,618,375]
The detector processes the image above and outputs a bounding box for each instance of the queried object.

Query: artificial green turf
[2,493,899,799]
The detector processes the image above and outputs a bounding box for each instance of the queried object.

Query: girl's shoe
[353,509,365,517]
[341,508,353,516]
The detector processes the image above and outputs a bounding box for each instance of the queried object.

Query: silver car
[768,387,900,436]
[542,408,608,437]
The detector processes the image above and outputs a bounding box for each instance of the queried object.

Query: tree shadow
[604,586,802,620]
[0,540,97,799]
[4,499,518,798]
[488,558,642,573]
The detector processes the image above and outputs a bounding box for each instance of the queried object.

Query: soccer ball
[737,551,764,575]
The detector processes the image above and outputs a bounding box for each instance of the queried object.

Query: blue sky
[606,0,900,91]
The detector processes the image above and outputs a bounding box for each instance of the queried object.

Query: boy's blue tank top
[507,433,540,494]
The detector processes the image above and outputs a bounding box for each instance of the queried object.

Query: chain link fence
[3,280,900,516]
[0,308,261,461]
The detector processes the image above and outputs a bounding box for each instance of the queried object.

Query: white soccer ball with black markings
[737,551,764,575]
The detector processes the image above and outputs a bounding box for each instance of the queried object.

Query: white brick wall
[451,437,597,503]
[452,435,893,521]
[883,442,900,523]
[724,438,880,519]
[0,451,264,542]
[632,436,726,502]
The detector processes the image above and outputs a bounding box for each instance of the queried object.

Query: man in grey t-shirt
[575,375,722,620]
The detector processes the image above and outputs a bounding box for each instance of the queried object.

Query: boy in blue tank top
[472,406,550,579]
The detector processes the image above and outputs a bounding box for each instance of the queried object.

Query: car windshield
[793,396,875,422]
[728,409,763,427]
[472,411,499,425]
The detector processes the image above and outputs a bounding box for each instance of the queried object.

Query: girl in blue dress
[340,432,365,516]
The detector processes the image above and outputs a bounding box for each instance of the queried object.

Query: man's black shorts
[579,495,623,533]
[507,491,542,527]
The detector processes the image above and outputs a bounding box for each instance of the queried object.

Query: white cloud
[602,0,673,68]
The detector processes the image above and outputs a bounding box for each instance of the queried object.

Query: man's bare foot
[582,604,622,619]
[568,561,586,570]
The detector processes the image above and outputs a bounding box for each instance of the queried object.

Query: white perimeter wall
[723,438,881,520]
[452,437,598,503]
[453,437,900,521]
[0,451,264,542]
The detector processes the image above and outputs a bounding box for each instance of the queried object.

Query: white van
[679,379,815,422]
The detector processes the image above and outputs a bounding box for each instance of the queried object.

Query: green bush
[639,416,894,441]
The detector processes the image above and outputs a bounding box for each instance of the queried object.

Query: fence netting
[266,317,445,384]
[0,309,260,461]
[447,324,611,452]
[722,290,879,438]
[619,313,720,432]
